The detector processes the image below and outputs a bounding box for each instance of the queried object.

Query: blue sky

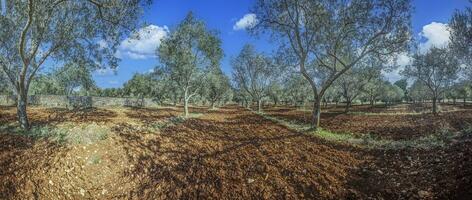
[94,0,470,88]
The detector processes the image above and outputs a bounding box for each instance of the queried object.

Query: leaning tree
[0,0,150,129]
[253,0,411,129]
[158,12,223,117]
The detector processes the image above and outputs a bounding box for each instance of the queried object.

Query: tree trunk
[257,99,262,112]
[432,97,437,114]
[184,89,189,117]
[210,100,215,109]
[345,100,351,113]
[464,98,467,107]
[17,89,30,129]
[184,98,189,117]
[312,97,322,130]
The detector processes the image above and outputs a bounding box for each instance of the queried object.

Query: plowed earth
[0,105,471,199]
[265,105,472,140]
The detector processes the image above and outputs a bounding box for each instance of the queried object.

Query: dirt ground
[265,104,472,140]
[0,105,471,199]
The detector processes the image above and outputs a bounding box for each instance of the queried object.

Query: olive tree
[336,57,383,112]
[123,73,157,98]
[394,79,408,101]
[204,66,232,109]
[232,44,273,112]
[158,13,223,117]
[380,82,404,106]
[447,81,471,106]
[253,0,412,129]
[54,63,96,95]
[363,78,385,107]
[283,73,312,107]
[0,0,149,129]
[408,80,431,104]
[403,47,460,114]
[450,2,472,73]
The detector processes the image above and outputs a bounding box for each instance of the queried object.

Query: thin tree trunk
[312,97,322,130]
[17,89,29,129]
[345,100,351,113]
[184,89,189,117]
[184,99,189,117]
[432,97,437,114]
[211,101,215,109]
[257,99,262,112]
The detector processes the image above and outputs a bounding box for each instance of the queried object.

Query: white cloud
[117,25,169,60]
[396,52,412,67]
[96,68,116,76]
[233,14,258,30]
[384,52,411,82]
[418,22,450,53]
[108,80,119,85]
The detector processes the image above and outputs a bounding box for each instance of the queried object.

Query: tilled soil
[265,106,472,140]
[0,106,471,199]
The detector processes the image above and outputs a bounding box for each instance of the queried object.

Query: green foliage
[123,73,156,98]
[394,79,408,91]
[450,5,472,75]
[282,73,312,106]
[30,63,97,95]
[0,0,149,129]
[202,66,232,108]
[409,80,431,102]
[158,12,223,115]
[97,88,124,97]
[232,44,274,110]
[380,82,404,104]
[0,71,13,95]
[54,63,96,95]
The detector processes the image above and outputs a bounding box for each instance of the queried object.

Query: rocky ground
[0,105,471,199]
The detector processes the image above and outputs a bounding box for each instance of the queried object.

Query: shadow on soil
[114,108,363,199]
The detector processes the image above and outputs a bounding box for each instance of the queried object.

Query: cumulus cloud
[117,25,169,60]
[108,80,119,85]
[396,52,412,67]
[96,68,116,76]
[233,13,258,30]
[384,52,412,82]
[418,22,450,52]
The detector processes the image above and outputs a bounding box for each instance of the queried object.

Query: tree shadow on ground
[113,107,363,199]
[0,133,62,199]
[1,106,117,126]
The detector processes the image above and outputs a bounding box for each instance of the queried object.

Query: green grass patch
[255,111,460,150]
[148,115,188,131]
[0,122,110,145]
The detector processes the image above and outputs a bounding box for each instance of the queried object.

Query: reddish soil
[265,105,472,140]
[0,105,471,199]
